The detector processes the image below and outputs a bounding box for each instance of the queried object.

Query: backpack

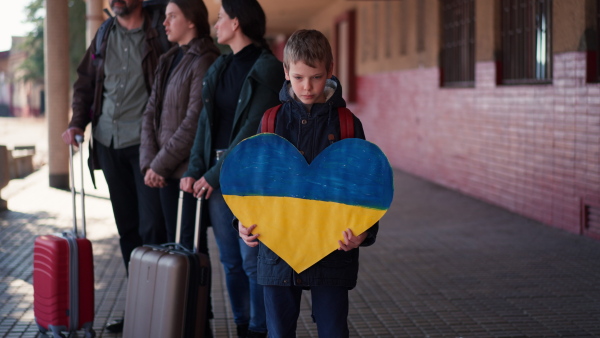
[260,104,355,139]
[94,0,171,58]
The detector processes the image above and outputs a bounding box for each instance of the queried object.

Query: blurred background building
[0,37,44,117]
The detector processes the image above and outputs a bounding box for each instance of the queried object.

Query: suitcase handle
[69,134,86,238]
[175,190,203,254]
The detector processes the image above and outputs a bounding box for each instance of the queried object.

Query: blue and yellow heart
[220,133,394,273]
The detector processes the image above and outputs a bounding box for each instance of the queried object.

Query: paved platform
[1,118,600,337]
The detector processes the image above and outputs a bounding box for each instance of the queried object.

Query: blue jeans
[264,285,349,337]
[208,187,266,333]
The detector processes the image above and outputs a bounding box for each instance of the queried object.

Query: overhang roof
[204,0,331,37]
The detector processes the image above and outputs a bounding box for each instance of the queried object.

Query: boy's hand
[338,228,367,251]
[238,221,260,247]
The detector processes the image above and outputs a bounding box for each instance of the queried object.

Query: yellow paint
[224,195,386,273]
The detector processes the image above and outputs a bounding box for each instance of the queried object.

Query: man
[61,0,169,333]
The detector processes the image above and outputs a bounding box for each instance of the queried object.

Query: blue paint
[220,134,394,210]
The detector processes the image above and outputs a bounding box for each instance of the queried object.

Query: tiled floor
[1,118,600,337]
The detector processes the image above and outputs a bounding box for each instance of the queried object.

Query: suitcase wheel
[84,328,96,338]
[38,332,66,338]
[37,326,66,338]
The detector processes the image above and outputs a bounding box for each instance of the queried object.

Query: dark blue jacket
[256,76,379,289]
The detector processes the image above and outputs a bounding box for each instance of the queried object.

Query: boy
[238,29,379,337]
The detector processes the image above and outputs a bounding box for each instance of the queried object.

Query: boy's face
[285,60,333,106]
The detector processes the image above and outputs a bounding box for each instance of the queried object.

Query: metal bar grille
[582,204,600,237]
[441,0,475,87]
[501,0,552,84]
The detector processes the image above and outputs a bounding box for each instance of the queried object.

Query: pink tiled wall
[352,52,600,235]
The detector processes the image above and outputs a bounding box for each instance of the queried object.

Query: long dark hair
[168,0,210,38]
[221,0,271,52]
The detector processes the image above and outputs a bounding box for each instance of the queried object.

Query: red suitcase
[33,136,95,338]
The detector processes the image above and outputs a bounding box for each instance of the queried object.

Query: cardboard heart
[220,133,394,273]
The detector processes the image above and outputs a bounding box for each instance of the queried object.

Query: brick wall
[353,52,600,235]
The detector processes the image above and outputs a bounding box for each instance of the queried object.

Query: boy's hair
[283,29,333,71]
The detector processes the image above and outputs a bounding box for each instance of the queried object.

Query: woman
[180,0,285,336]
[140,0,218,250]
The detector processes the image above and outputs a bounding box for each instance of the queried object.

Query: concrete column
[86,0,105,46]
[45,0,70,189]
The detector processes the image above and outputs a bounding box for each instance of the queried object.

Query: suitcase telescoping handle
[175,190,203,253]
[69,134,86,238]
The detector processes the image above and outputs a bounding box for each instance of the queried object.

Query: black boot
[237,323,249,338]
[204,320,213,338]
[105,318,124,333]
[247,330,268,338]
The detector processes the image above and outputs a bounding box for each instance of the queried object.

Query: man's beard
[111,0,139,17]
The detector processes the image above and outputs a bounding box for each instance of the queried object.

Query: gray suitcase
[123,192,210,337]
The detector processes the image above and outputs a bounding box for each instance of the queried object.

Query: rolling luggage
[33,135,95,338]
[123,192,210,338]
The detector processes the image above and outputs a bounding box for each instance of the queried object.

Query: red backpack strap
[260,104,282,133]
[337,107,355,139]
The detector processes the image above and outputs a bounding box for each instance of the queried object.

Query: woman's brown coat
[140,37,219,179]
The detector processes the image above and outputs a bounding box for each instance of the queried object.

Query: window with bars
[440,0,475,87]
[500,0,552,85]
